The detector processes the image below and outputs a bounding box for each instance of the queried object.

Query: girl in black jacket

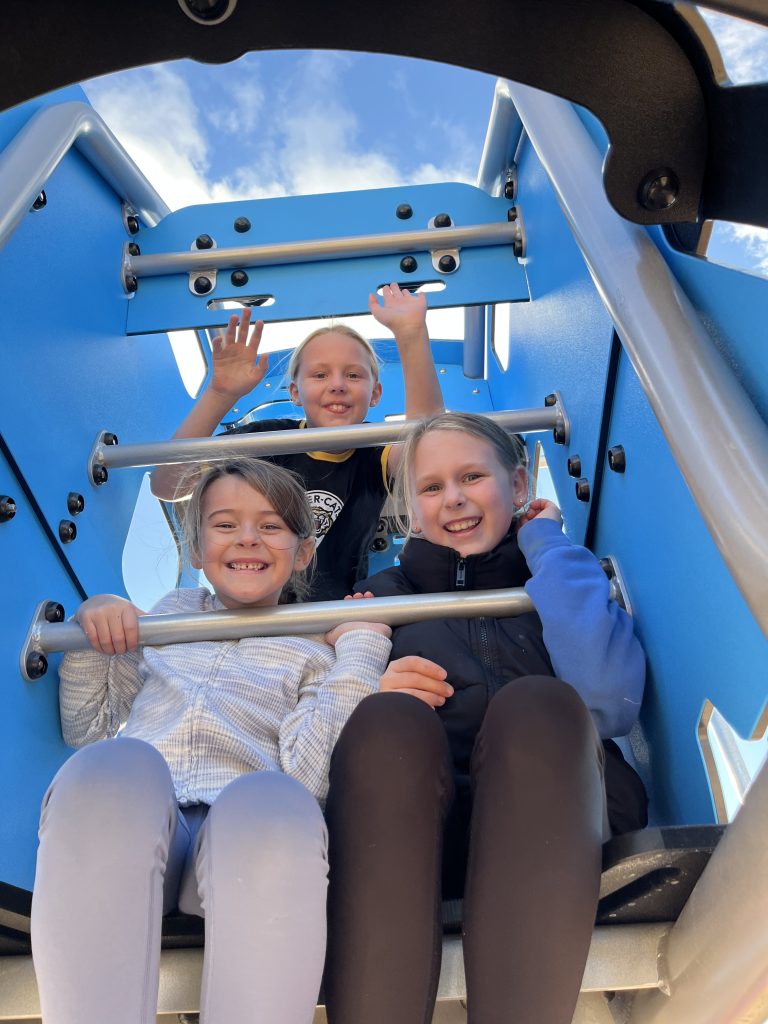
[324,412,647,1024]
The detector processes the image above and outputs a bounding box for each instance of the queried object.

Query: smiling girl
[152,283,444,600]
[31,459,391,1024]
[324,412,647,1024]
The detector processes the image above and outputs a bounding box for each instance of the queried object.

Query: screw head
[575,478,591,502]
[31,190,47,211]
[0,495,16,522]
[67,492,85,515]
[438,254,457,273]
[234,217,251,233]
[396,204,413,220]
[126,215,140,234]
[639,169,680,211]
[607,445,626,473]
[433,213,452,228]
[193,276,213,295]
[400,256,418,273]
[26,651,48,679]
[127,242,141,257]
[44,601,65,623]
[125,275,138,294]
[231,270,249,287]
[567,456,582,478]
[195,234,214,250]
[59,520,77,543]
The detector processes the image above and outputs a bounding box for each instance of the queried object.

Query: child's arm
[150,309,269,500]
[58,595,146,747]
[277,625,392,803]
[369,283,443,477]
[516,504,645,738]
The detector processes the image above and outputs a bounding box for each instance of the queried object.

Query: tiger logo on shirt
[306,490,344,545]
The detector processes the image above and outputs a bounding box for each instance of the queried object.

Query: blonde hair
[394,412,529,540]
[287,324,380,383]
[181,458,316,603]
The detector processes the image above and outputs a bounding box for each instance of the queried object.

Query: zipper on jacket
[455,557,466,589]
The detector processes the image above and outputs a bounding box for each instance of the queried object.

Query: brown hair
[181,458,316,603]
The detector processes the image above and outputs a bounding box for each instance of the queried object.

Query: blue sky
[81,10,768,277]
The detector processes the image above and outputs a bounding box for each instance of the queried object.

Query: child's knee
[483,676,599,758]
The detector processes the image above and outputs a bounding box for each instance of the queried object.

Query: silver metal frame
[124,221,524,283]
[506,81,768,640]
[0,101,169,250]
[697,699,768,824]
[87,406,569,476]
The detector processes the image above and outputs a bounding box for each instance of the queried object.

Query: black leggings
[325,677,609,1024]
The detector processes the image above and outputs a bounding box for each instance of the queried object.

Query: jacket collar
[398,528,530,592]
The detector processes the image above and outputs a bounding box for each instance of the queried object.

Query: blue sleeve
[516,518,645,738]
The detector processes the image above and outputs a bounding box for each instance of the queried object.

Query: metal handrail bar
[28,589,536,659]
[0,101,170,250]
[476,79,524,198]
[89,407,564,473]
[507,81,768,638]
[125,222,521,278]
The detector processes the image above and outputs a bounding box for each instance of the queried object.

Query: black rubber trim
[584,331,623,553]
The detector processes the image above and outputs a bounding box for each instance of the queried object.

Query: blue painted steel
[126,183,529,333]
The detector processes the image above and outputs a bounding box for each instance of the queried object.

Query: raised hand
[517,498,563,528]
[380,655,454,708]
[209,308,269,403]
[368,282,428,344]
[75,595,146,655]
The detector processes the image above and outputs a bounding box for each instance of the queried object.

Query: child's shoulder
[150,587,215,614]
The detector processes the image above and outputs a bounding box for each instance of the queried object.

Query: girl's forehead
[298,332,371,368]
[414,430,496,463]
[202,475,275,514]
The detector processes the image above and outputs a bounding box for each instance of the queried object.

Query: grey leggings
[32,737,328,1024]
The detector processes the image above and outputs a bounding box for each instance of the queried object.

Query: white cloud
[698,8,768,84]
[715,222,768,273]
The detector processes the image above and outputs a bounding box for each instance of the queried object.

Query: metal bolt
[434,213,452,228]
[438,254,457,273]
[67,492,85,515]
[567,456,582,478]
[544,393,557,407]
[607,445,626,473]
[126,215,140,234]
[92,465,108,486]
[195,234,214,250]
[59,520,77,543]
[396,204,413,220]
[400,256,418,273]
[127,242,141,257]
[370,537,388,552]
[193,276,213,295]
[231,270,249,287]
[234,217,251,233]
[44,601,65,623]
[575,478,591,502]
[125,275,138,294]
[639,169,680,212]
[26,652,48,680]
[31,190,47,211]
[0,495,16,522]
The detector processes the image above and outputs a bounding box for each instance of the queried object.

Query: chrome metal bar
[630,760,768,1022]
[0,101,169,249]
[508,81,768,639]
[32,589,535,655]
[90,407,563,472]
[126,222,520,278]
[476,79,524,197]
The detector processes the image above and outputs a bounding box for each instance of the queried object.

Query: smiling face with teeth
[409,430,529,558]
[288,332,382,429]
[191,475,316,609]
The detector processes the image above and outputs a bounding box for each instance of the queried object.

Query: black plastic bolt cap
[127,242,141,257]
[396,204,413,220]
[567,456,582,478]
[126,215,140,234]
[67,492,85,515]
[31,191,47,211]
[59,520,77,543]
[639,169,680,211]
[193,276,213,294]
[125,275,138,294]
[434,213,452,228]
[438,254,457,273]
[26,652,48,680]
[103,432,119,446]
[544,393,557,407]
[575,478,591,502]
[44,601,65,623]
[234,217,251,233]
[231,270,249,287]
[92,465,108,485]
[400,256,418,273]
[608,445,627,473]
[195,234,214,249]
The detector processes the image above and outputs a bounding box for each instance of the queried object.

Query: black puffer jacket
[357,531,554,783]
